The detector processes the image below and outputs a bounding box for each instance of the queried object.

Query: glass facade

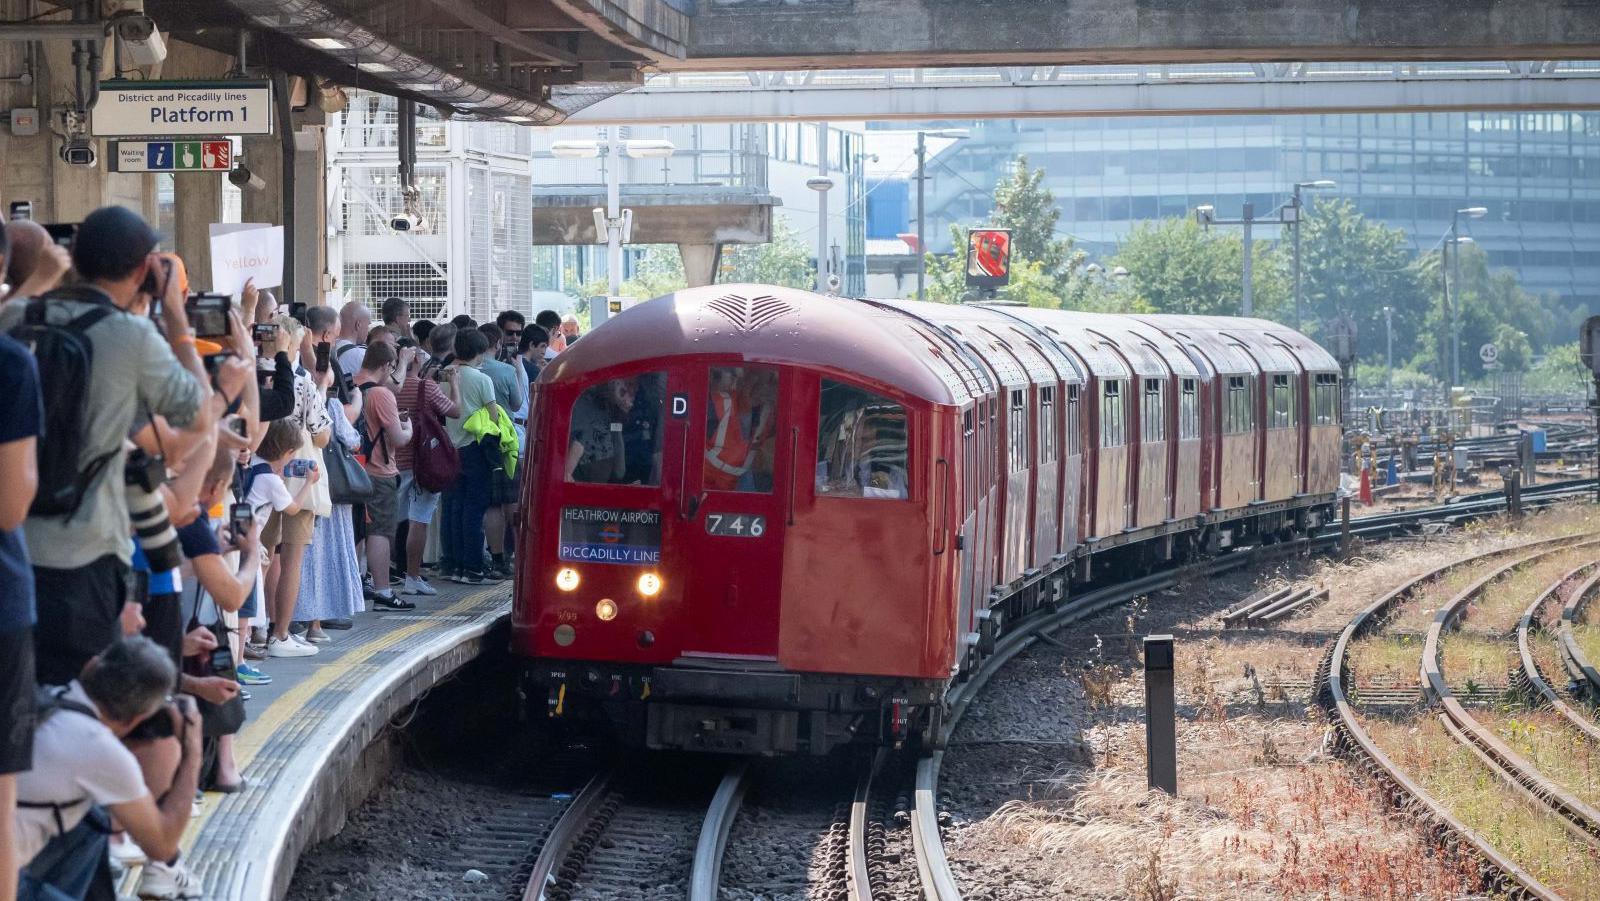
[889,113,1600,309]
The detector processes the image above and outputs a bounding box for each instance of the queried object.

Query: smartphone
[186,293,232,339]
[314,341,331,373]
[229,501,253,538]
[252,323,279,343]
[208,644,237,681]
[288,301,308,325]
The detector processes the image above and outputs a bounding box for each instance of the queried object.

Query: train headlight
[555,568,580,592]
[595,598,618,621]
[637,572,662,598]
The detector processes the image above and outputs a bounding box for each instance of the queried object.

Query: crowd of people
[0,206,578,901]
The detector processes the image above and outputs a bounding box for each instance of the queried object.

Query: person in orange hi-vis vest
[705,368,754,491]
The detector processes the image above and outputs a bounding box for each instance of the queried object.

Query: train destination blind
[558,506,662,565]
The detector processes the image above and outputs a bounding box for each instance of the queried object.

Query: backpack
[7,290,118,519]
[410,380,460,493]
[356,382,387,462]
[18,687,103,838]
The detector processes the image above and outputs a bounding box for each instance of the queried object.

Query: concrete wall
[684,0,1600,68]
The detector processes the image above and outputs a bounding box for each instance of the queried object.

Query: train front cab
[517,290,963,756]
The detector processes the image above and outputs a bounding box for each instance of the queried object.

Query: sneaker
[403,576,438,596]
[137,859,203,900]
[288,621,308,635]
[323,618,354,630]
[304,629,332,644]
[267,636,318,658]
[236,663,272,685]
[109,833,147,867]
[459,571,485,585]
[447,570,469,584]
[372,591,417,611]
[290,633,318,649]
[242,643,267,661]
[238,688,252,701]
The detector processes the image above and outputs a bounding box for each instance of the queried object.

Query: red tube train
[512,285,1342,755]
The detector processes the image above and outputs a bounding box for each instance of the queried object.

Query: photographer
[14,637,202,901]
[0,206,210,687]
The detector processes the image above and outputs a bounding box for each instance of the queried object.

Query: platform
[122,581,512,901]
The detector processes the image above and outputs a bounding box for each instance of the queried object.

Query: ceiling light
[505,115,535,124]
[308,38,348,50]
[357,62,395,73]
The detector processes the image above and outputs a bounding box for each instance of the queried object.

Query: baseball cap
[71,205,162,282]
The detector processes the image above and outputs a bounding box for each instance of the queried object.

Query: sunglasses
[503,329,522,337]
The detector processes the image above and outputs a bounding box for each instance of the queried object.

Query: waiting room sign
[93,79,273,137]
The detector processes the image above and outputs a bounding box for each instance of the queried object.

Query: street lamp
[1195,203,1263,316]
[806,175,836,292]
[1383,305,1394,410]
[915,128,970,301]
[1444,206,1487,385]
[550,133,676,297]
[1290,180,1337,330]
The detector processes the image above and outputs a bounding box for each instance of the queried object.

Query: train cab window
[1224,376,1254,434]
[1066,385,1080,456]
[1178,379,1199,440]
[1008,389,1028,473]
[704,366,779,492]
[1313,373,1341,425]
[817,380,909,500]
[1038,386,1056,465]
[567,372,667,485]
[1100,380,1126,448]
[1141,378,1165,442]
[1270,374,1295,429]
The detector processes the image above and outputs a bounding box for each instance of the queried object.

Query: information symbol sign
[145,142,172,170]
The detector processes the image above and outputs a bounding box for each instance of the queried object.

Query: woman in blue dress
[293,394,365,639]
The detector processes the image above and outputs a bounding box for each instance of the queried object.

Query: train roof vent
[702,293,794,332]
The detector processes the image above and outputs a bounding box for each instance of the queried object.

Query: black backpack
[8,290,118,519]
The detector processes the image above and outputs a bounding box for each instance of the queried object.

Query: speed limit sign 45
[1479,343,1499,365]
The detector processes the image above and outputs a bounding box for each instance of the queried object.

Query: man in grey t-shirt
[0,206,213,685]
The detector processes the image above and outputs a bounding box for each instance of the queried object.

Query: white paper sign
[209,225,283,295]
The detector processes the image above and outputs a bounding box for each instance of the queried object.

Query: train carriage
[515,285,1340,756]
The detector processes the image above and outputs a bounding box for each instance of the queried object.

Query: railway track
[1323,532,1600,899]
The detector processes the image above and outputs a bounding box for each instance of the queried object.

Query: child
[242,419,321,658]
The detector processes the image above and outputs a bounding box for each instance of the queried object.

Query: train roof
[541,284,967,404]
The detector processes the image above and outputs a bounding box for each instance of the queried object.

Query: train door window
[1178,379,1199,440]
[963,408,976,510]
[1142,378,1165,442]
[567,372,667,485]
[1008,389,1028,473]
[1066,385,1080,456]
[1038,386,1056,465]
[1313,373,1340,424]
[817,380,909,500]
[704,366,779,492]
[1270,374,1294,429]
[1100,380,1125,448]
[1224,376,1253,434]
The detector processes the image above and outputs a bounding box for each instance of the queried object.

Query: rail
[1559,566,1600,704]
[1517,564,1600,744]
[689,763,750,901]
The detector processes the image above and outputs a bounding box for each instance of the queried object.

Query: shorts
[398,471,440,524]
[32,556,127,686]
[0,625,34,774]
[351,503,367,544]
[487,441,519,506]
[364,474,401,540]
[261,507,315,549]
[240,581,260,619]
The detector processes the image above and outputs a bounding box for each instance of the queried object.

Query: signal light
[595,598,618,621]
[555,568,580,592]
[637,572,662,597]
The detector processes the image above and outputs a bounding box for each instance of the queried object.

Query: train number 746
[705,513,767,538]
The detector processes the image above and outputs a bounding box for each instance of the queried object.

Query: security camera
[228,164,265,191]
[113,15,166,67]
[390,212,426,233]
[59,136,96,168]
[825,273,841,295]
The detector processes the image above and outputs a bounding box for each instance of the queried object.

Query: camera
[252,323,278,344]
[185,293,231,339]
[139,255,173,299]
[314,341,331,373]
[284,459,316,479]
[229,501,252,540]
[288,301,308,325]
[126,451,181,572]
[208,643,237,682]
[389,212,426,233]
[59,137,96,168]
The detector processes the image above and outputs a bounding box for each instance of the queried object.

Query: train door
[674,363,792,659]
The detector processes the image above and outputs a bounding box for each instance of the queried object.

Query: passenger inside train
[816,380,909,500]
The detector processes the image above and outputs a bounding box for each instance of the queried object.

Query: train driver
[704,368,775,492]
[566,378,637,483]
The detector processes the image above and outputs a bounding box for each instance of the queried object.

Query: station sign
[92,79,272,137]
[109,140,231,173]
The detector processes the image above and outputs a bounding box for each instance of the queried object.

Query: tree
[719,220,814,288]
[1298,199,1430,366]
[1490,323,1532,372]
[1108,218,1289,318]
[1413,244,1562,381]
[1525,342,1589,396]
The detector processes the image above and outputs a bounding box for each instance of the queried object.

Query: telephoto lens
[126,454,181,572]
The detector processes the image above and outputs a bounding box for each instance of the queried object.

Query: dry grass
[1347,635,1424,689]
[1575,624,1600,672]
[1364,715,1600,896]
[1476,707,1600,809]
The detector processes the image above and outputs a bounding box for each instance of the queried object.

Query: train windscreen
[565,372,666,485]
[817,380,909,500]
